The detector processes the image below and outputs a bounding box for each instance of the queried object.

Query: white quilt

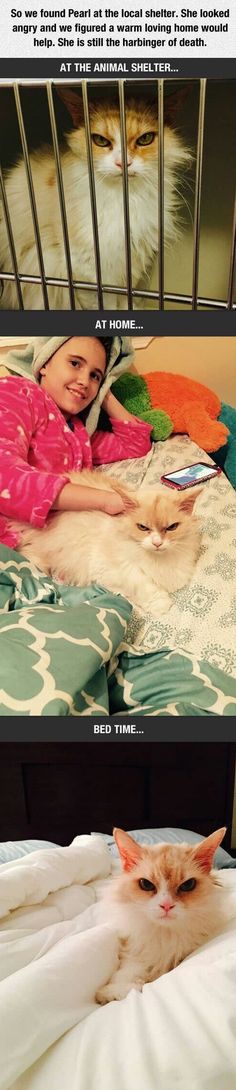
[0,837,236,1090]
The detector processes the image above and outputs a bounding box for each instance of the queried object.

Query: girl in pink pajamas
[0,335,152,551]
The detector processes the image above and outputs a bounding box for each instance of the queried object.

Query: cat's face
[66,98,189,182]
[85,101,159,179]
[113,828,226,926]
[124,487,202,554]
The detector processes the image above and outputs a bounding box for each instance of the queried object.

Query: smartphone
[161,462,222,490]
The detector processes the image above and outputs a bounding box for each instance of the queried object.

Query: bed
[0,434,236,716]
[0,743,235,1088]
[0,828,236,1090]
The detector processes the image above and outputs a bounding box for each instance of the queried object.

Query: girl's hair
[79,336,114,427]
[96,336,113,369]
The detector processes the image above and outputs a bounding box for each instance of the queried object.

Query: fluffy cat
[96,826,228,1003]
[15,470,202,618]
[0,88,191,310]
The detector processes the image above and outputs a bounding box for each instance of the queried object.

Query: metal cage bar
[191,79,207,311]
[0,79,235,311]
[0,267,234,308]
[81,81,103,310]
[13,83,49,310]
[227,190,236,310]
[46,83,76,310]
[158,80,164,311]
[0,165,24,309]
[118,81,133,310]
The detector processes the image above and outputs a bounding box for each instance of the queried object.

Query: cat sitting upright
[0,86,191,310]
[15,470,202,619]
[96,826,228,1003]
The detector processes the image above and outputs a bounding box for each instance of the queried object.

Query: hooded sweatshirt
[0,336,152,549]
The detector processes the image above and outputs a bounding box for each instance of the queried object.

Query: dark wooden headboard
[0,743,235,849]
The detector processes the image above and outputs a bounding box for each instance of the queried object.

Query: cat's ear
[192,827,226,872]
[177,486,203,514]
[55,86,84,128]
[164,83,195,123]
[113,828,142,871]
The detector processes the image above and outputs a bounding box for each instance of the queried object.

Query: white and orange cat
[15,470,202,618]
[0,88,191,310]
[96,826,228,1003]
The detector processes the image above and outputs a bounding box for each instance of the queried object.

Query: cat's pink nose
[160,901,174,913]
[115,157,132,170]
[152,535,162,548]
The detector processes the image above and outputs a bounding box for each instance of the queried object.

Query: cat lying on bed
[15,470,202,619]
[96,826,228,1003]
[15,468,202,619]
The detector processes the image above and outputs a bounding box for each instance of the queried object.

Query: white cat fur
[0,103,191,310]
[15,471,202,619]
[96,827,229,1003]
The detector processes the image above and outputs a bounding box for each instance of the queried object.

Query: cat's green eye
[136,131,156,147]
[178,878,196,893]
[139,878,157,893]
[92,134,112,148]
[166,522,179,532]
[137,523,150,532]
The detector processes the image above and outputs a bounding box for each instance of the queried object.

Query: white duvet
[0,836,236,1090]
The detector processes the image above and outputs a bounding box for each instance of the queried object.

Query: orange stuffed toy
[144,372,229,453]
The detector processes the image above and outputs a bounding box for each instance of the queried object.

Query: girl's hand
[102,390,138,425]
[102,390,114,413]
[103,490,137,516]
[53,482,137,515]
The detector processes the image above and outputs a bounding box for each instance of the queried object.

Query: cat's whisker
[172,188,194,227]
[176,175,195,197]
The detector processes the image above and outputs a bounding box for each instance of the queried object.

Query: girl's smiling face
[39,337,107,416]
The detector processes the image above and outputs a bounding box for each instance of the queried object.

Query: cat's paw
[96,980,142,1004]
[147,592,171,618]
[96,983,123,1005]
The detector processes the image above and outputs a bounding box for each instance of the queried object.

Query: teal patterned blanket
[0,545,132,717]
[0,540,235,717]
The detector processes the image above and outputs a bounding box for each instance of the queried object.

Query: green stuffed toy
[112,373,173,441]
[210,403,236,489]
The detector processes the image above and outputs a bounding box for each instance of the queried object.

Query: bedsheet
[0,436,235,716]
[0,836,235,1090]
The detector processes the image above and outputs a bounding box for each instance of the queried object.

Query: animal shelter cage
[0,78,235,310]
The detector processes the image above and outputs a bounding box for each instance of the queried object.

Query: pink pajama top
[0,376,152,550]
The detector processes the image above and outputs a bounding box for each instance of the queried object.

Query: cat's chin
[96,169,138,179]
[158,914,177,924]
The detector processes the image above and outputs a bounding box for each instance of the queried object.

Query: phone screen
[162,463,220,488]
